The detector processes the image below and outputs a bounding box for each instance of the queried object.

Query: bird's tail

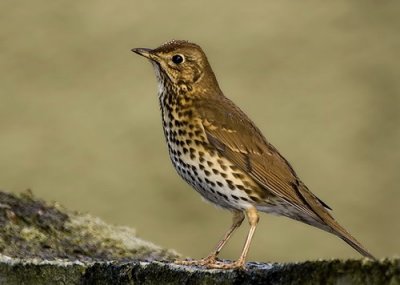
[299,183,376,259]
[324,213,376,259]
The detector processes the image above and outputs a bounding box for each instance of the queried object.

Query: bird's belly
[166,138,264,211]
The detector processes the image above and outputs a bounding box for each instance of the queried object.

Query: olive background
[1,1,399,262]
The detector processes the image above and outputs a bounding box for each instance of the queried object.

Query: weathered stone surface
[0,190,398,284]
[0,190,179,261]
[0,256,399,285]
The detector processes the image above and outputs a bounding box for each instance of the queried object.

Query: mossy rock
[0,190,179,261]
[1,257,399,285]
[0,190,398,284]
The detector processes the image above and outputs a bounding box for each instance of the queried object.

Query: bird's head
[132,40,219,93]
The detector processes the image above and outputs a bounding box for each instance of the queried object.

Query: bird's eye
[172,54,184,64]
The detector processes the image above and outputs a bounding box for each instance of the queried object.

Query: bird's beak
[131,48,157,61]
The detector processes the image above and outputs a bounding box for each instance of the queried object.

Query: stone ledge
[0,190,179,262]
[0,256,399,285]
[0,190,398,284]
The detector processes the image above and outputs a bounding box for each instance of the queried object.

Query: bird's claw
[174,254,217,267]
[175,256,245,269]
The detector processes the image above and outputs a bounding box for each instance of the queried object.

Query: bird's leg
[201,210,245,264]
[175,210,244,266]
[207,207,259,269]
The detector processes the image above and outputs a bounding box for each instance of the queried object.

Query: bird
[131,40,375,269]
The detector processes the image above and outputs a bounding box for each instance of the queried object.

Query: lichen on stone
[0,190,179,262]
[1,190,398,284]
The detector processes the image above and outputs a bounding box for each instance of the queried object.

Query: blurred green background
[1,1,399,262]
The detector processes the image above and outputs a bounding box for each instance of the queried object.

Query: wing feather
[194,95,330,219]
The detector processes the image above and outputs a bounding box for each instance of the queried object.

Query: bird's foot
[175,256,245,269]
[205,258,245,270]
[174,254,218,267]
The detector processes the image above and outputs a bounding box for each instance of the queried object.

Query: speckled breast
[160,104,266,211]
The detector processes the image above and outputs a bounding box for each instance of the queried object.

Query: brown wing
[194,95,330,219]
[194,94,376,259]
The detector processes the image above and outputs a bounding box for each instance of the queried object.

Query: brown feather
[195,95,319,214]
[195,94,375,259]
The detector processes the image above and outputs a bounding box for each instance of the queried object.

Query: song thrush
[132,40,375,269]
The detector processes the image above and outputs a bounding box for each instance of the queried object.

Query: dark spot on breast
[217,192,228,200]
[212,168,219,175]
[204,170,211,177]
[183,147,188,154]
[230,165,239,171]
[199,156,205,163]
[237,185,245,190]
[225,180,235,190]
[233,173,244,179]
[231,195,239,200]
[184,110,193,117]
[250,196,260,202]
[199,164,205,170]
[205,178,215,187]
[216,181,223,187]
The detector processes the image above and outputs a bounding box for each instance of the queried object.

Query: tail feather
[298,183,376,259]
[325,214,376,260]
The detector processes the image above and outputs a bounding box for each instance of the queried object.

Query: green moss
[0,190,179,261]
[19,227,47,243]
[1,258,398,285]
[0,190,398,284]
